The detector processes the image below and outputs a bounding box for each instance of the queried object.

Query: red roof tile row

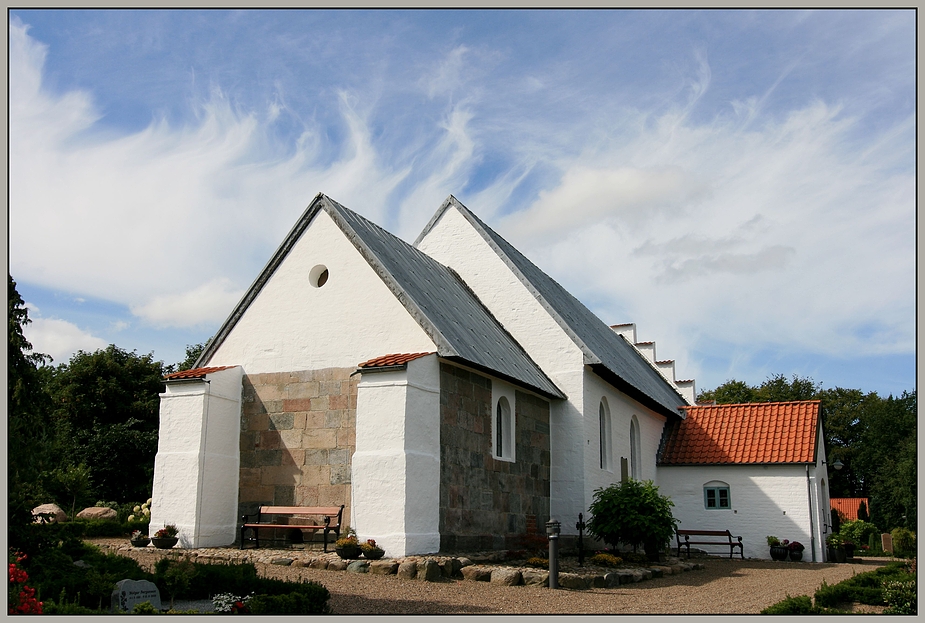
[831,498,869,522]
[660,400,821,465]
[164,365,236,380]
[357,352,435,369]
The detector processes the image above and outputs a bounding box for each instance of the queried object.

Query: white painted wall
[150,366,243,547]
[416,205,587,531]
[207,209,437,372]
[352,354,441,556]
[583,370,667,508]
[658,464,822,560]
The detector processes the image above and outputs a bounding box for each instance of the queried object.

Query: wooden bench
[676,529,744,559]
[240,505,344,552]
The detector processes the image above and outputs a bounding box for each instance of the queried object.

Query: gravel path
[89,539,890,615]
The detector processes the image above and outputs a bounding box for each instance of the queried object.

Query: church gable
[205,204,437,373]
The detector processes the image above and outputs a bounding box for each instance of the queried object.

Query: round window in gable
[310,264,329,288]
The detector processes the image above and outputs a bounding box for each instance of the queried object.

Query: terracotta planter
[130,537,150,548]
[151,536,178,549]
[770,545,789,561]
[788,549,804,562]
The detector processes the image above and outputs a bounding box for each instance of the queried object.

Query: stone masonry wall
[439,363,551,552]
[238,368,357,540]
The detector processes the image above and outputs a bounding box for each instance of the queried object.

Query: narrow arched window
[599,399,612,471]
[630,416,640,480]
[494,396,513,460]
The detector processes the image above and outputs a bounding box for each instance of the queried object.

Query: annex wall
[438,362,551,552]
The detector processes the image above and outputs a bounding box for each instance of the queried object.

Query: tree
[857,500,869,523]
[176,342,206,372]
[8,275,52,525]
[696,379,756,404]
[586,480,678,561]
[48,345,168,502]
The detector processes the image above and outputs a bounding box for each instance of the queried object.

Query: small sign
[111,579,161,613]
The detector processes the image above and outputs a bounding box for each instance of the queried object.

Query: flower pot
[833,547,847,563]
[788,549,803,562]
[362,548,385,560]
[130,537,150,548]
[151,537,178,549]
[843,543,855,559]
[335,545,361,559]
[770,545,789,561]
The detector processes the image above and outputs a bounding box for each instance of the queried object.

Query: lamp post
[576,513,586,566]
[546,519,561,589]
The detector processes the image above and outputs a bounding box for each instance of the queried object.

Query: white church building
[150,193,833,561]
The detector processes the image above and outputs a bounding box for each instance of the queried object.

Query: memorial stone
[111,579,161,613]
[881,533,893,553]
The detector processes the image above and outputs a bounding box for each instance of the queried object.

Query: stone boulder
[369,560,399,575]
[440,558,463,578]
[346,560,369,573]
[521,569,549,586]
[490,568,523,586]
[417,559,442,582]
[327,559,348,571]
[308,558,329,570]
[32,503,67,524]
[397,560,418,579]
[76,507,117,521]
[557,573,590,589]
[461,566,492,582]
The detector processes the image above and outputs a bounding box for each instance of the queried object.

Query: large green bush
[891,527,916,555]
[760,595,817,614]
[839,520,880,548]
[586,479,678,560]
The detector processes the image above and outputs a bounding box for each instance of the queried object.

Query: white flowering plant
[212,592,255,613]
[127,498,152,523]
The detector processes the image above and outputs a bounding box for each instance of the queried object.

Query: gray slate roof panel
[198,193,564,400]
[418,196,687,416]
[325,197,564,399]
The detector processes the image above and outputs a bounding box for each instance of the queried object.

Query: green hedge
[760,595,816,614]
[249,587,332,615]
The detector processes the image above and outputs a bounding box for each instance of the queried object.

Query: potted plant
[787,540,805,562]
[152,524,179,549]
[334,531,361,559]
[826,533,846,563]
[130,529,150,547]
[767,536,788,561]
[360,538,385,560]
[842,537,855,560]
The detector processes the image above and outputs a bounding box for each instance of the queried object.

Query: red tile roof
[357,352,435,369]
[164,365,236,380]
[831,498,869,522]
[659,400,821,465]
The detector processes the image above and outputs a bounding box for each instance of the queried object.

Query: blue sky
[9,9,916,397]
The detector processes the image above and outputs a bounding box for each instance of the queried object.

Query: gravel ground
[88,538,891,615]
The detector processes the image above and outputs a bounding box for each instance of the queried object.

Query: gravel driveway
[90,539,889,615]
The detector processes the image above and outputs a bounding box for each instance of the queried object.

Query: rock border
[93,540,704,590]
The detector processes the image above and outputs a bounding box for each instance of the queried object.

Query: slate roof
[358,352,435,368]
[659,400,821,465]
[164,365,237,380]
[830,498,869,522]
[416,196,688,418]
[198,194,564,400]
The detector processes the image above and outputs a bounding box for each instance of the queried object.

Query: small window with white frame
[704,481,731,510]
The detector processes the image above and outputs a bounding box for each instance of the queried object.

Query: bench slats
[240,505,344,553]
[676,529,744,560]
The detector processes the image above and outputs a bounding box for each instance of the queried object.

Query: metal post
[546,519,560,589]
[576,513,586,566]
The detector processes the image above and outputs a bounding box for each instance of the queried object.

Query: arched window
[494,396,513,460]
[629,416,640,479]
[599,399,612,471]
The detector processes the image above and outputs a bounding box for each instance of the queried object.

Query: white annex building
[150,193,834,561]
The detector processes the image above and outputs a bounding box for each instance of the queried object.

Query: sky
[8,9,917,398]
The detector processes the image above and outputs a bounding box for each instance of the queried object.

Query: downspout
[194,379,212,549]
[806,464,816,562]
